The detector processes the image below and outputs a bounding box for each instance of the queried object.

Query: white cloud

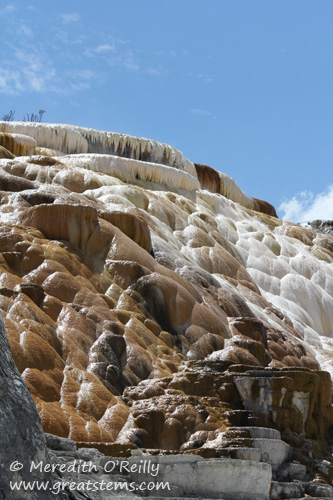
[0,4,15,16]
[0,53,97,95]
[18,23,34,38]
[0,45,58,94]
[0,9,169,97]
[67,69,97,92]
[0,69,23,95]
[123,59,140,73]
[279,185,333,222]
[60,13,80,24]
[94,44,116,54]
[87,42,141,73]
[190,108,216,119]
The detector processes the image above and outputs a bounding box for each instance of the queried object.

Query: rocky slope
[0,121,333,499]
[300,220,333,237]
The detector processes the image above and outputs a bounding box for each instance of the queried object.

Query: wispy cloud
[0,69,23,95]
[145,66,168,77]
[60,12,80,24]
[279,185,333,222]
[0,8,173,96]
[93,44,116,54]
[86,41,141,73]
[190,108,216,119]
[18,23,34,38]
[198,73,213,83]
[93,44,168,76]
[0,4,15,16]
[0,45,57,94]
[26,6,39,12]
[66,70,96,92]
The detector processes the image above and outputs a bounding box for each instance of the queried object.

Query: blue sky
[1,0,332,221]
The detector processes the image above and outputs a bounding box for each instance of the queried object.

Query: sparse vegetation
[1,110,15,121]
[23,110,46,122]
[1,109,46,122]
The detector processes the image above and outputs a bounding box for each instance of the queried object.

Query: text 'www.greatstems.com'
[10,478,171,496]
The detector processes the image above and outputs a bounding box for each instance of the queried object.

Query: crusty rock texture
[301,219,333,236]
[0,122,333,498]
[195,163,277,217]
[0,312,55,500]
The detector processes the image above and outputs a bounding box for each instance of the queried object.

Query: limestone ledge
[0,122,277,214]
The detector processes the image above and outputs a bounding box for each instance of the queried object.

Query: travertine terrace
[0,122,333,498]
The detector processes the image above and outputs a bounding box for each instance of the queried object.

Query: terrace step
[271,481,333,500]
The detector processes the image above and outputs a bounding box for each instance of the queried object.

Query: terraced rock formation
[0,121,332,499]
